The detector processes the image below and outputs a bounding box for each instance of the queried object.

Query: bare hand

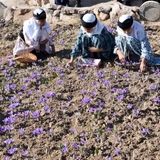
[89,47,103,53]
[117,49,126,63]
[67,59,74,67]
[140,60,147,72]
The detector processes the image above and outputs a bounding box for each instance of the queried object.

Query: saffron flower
[7,147,18,155]
[61,144,68,154]
[32,128,44,136]
[82,97,91,105]
[4,138,14,145]
[32,110,40,119]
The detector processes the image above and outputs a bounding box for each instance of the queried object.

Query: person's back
[115,14,160,72]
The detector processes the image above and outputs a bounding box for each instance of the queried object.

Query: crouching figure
[68,13,115,67]
[115,15,160,72]
[13,8,55,63]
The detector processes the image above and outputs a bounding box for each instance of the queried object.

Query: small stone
[17,9,31,15]
[93,8,99,17]
[99,12,109,21]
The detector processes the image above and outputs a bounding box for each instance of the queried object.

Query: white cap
[82,13,96,23]
[119,15,132,23]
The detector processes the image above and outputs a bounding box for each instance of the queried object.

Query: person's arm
[23,22,39,50]
[139,30,152,72]
[69,31,83,65]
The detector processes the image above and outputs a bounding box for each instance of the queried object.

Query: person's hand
[89,47,103,53]
[140,58,147,72]
[117,49,126,63]
[67,58,74,67]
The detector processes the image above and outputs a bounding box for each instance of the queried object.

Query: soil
[0,19,160,160]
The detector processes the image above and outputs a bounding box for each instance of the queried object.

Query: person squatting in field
[13,8,55,63]
[68,13,115,66]
[114,15,160,72]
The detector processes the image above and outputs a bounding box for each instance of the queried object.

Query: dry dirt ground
[0,19,160,160]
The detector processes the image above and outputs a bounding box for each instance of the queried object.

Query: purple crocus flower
[111,87,117,93]
[9,83,17,90]
[10,95,18,102]
[103,80,110,87]
[23,110,31,119]
[97,71,104,79]
[72,143,80,149]
[38,97,47,104]
[7,147,18,155]
[18,91,23,96]
[0,126,6,134]
[8,102,20,109]
[3,116,15,125]
[69,128,77,134]
[32,128,44,136]
[117,88,128,95]
[32,110,40,119]
[3,156,10,160]
[21,150,28,157]
[153,97,160,105]
[8,59,15,67]
[149,84,158,90]
[141,128,150,136]
[123,73,129,78]
[21,85,27,91]
[132,109,140,117]
[43,105,51,113]
[82,97,91,105]
[19,128,25,135]
[45,91,56,98]
[56,79,63,85]
[31,72,40,79]
[5,84,11,92]
[88,106,102,113]
[116,95,125,101]
[61,144,68,154]
[80,138,86,145]
[4,125,14,131]
[88,107,96,113]
[106,156,113,160]
[79,74,85,80]
[127,104,133,110]
[60,39,65,45]
[4,138,14,145]
[112,71,117,76]
[115,148,121,156]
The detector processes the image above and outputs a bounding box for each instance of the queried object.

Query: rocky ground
[0,18,160,160]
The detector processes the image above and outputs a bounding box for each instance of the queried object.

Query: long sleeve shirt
[116,20,152,59]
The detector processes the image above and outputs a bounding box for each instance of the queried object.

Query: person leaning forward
[68,13,115,66]
[13,8,55,63]
[114,15,160,72]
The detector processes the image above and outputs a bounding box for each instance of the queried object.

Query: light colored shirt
[116,20,152,59]
[23,18,53,53]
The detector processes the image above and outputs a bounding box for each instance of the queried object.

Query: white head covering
[82,13,96,23]
[119,15,132,23]
[33,8,44,15]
